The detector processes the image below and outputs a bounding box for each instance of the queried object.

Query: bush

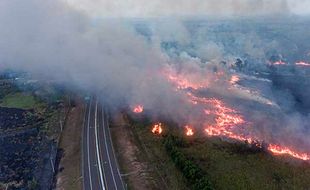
[164,135,213,190]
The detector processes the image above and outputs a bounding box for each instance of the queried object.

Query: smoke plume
[1,0,310,158]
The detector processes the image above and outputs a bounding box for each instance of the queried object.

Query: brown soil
[110,112,188,190]
[55,99,84,190]
[110,112,156,190]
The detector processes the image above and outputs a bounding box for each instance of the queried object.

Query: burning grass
[152,122,163,135]
[181,137,310,190]
[127,113,310,189]
[132,105,143,113]
[110,112,188,190]
[163,70,310,161]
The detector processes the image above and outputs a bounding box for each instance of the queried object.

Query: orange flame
[185,125,194,136]
[163,66,310,161]
[133,105,143,113]
[273,60,286,65]
[230,75,240,85]
[268,144,310,161]
[166,74,208,90]
[163,67,209,90]
[296,61,310,66]
[152,123,163,135]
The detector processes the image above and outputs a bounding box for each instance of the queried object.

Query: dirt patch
[110,112,155,190]
[55,99,84,190]
[110,112,187,190]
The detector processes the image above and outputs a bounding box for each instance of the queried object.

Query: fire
[185,125,194,136]
[186,92,252,142]
[268,144,310,161]
[230,75,240,85]
[166,73,208,90]
[162,67,209,90]
[295,61,310,66]
[162,66,310,161]
[273,60,286,65]
[152,123,163,135]
[133,105,143,113]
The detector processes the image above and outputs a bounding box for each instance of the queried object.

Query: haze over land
[65,0,310,17]
[1,0,310,159]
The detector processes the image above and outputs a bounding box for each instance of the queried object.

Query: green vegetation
[128,115,310,190]
[164,135,213,190]
[0,93,44,110]
[180,138,310,190]
[123,115,188,190]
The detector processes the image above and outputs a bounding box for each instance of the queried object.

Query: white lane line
[105,111,125,189]
[87,99,93,190]
[102,106,118,189]
[95,101,106,190]
[97,107,109,189]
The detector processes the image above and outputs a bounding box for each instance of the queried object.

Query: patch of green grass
[0,93,44,110]
[126,116,189,190]
[126,117,310,190]
[180,138,310,190]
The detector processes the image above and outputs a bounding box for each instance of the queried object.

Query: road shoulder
[55,98,84,190]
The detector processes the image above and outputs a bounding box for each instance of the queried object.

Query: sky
[63,0,310,18]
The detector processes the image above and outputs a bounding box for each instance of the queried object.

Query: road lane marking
[97,106,109,189]
[105,110,125,189]
[102,107,118,189]
[95,101,106,190]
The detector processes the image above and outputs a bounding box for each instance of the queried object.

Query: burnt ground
[0,107,40,132]
[0,107,57,190]
[0,76,66,190]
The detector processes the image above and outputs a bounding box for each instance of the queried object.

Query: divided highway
[83,98,125,190]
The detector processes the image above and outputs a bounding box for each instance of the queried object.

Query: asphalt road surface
[83,98,125,190]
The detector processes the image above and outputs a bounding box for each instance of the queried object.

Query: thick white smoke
[1,0,310,155]
[64,0,310,18]
[0,0,203,123]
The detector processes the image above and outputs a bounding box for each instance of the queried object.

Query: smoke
[0,0,202,124]
[64,0,310,18]
[1,0,310,156]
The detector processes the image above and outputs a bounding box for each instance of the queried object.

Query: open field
[110,112,188,190]
[180,137,310,190]
[125,115,310,190]
[0,78,67,190]
[0,93,44,110]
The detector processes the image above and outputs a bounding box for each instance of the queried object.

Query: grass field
[0,93,43,110]
[111,113,188,190]
[180,137,310,190]
[132,121,189,190]
[130,119,310,190]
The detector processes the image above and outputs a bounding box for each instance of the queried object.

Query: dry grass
[55,100,84,190]
[180,137,310,190]
[110,113,188,190]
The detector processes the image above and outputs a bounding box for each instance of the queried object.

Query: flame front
[296,61,310,66]
[162,66,310,161]
[185,125,194,136]
[163,67,209,90]
[272,60,286,65]
[230,75,240,85]
[133,105,143,113]
[268,144,310,161]
[152,123,163,135]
